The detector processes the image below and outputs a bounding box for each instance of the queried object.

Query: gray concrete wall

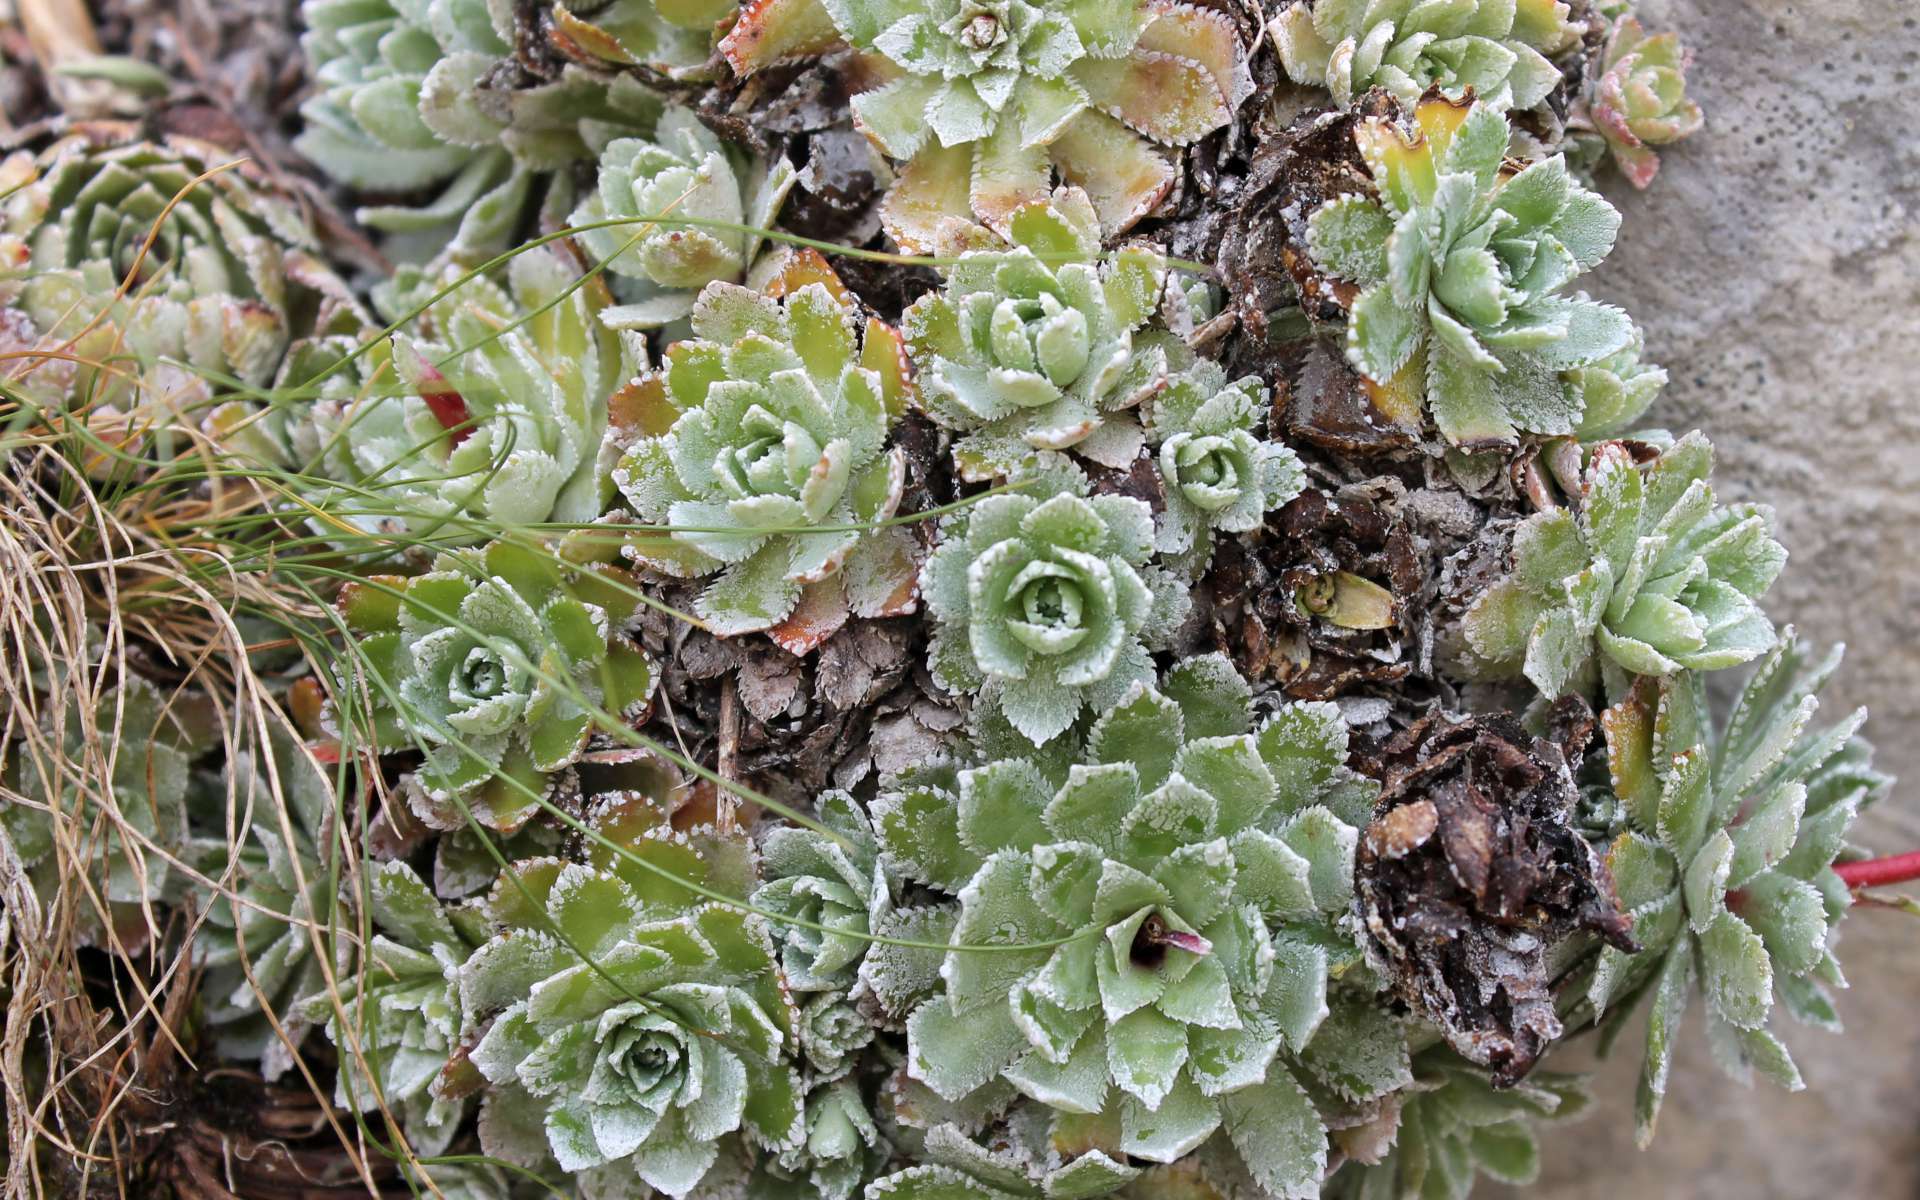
[1496,1,1920,1194]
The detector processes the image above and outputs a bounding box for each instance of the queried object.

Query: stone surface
[1493,1,1920,1195]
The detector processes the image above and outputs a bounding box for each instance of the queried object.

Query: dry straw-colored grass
[0,357,408,1197]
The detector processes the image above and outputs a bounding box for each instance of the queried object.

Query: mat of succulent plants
[0,0,1912,1196]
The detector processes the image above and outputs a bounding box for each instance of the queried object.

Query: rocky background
[1495,0,1920,1194]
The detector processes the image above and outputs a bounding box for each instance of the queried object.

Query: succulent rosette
[459,792,802,1198]
[1567,332,1669,441]
[301,860,483,1155]
[874,656,1381,1196]
[1588,634,1890,1143]
[1572,15,1704,189]
[1458,433,1786,699]
[754,1078,888,1199]
[923,471,1188,746]
[0,669,213,949]
[296,0,661,261]
[570,108,798,330]
[904,189,1172,480]
[337,539,657,831]
[613,256,919,644]
[721,0,1252,249]
[1272,0,1577,113]
[754,789,890,993]
[1147,361,1307,571]
[1326,1050,1591,1199]
[0,133,360,430]
[192,722,352,1079]
[299,246,638,541]
[1305,98,1634,446]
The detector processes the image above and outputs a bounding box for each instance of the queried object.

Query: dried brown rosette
[1356,704,1635,1084]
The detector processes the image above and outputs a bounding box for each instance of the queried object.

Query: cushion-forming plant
[1457,433,1786,699]
[613,254,920,644]
[0,670,213,950]
[296,0,662,261]
[1272,0,1577,113]
[1566,332,1668,442]
[720,0,1253,249]
[1569,13,1704,189]
[1325,1051,1592,1199]
[301,860,484,1156]
[874,656,1380,1196]
[752,788,891,993]
[300,246,640,540]
[337,539,657,832]
[459,790,803,1198]
[6,1,1908,1196]
[0,134,360,426]
[1147,360,1307,572]
[569,107,798,330]
[191,722,350,1080]
[1588,633,1889,1144]
[1305,97,1634,445]
[922,471,1189,745]
[904,188,1172,481]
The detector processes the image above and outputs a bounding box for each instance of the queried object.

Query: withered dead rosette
[1355,700,1636,1086]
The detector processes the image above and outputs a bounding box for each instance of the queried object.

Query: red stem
[1833,851,1920,890]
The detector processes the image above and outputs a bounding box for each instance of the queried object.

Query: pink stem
[1834,851,1920,890]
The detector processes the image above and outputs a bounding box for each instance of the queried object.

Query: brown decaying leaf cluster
[1355,703,1637,1085]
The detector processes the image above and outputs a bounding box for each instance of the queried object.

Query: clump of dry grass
[0,379,396,1198]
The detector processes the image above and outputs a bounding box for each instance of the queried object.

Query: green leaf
[367,859,457,949]
[1118,1074,1221,1163]
[1442,103,1511,184]
[1005,1025,1110,1114]
[908,998,1029,1102]
[1159,654,1253,741]
[1263,933,1330,1051]
[1041,1150,1140,1199]
[866,1165,1006,1200]
[1301,1002,1410,1101]
[959,760,1056,856]
[948,853,1063,1011]
[1655,748,1714,864]
[1512,509,1587,592]
[1088,684,1184,790]
[1728,782,1806,888]
[1170,738,1275,838]
[1463,578,1545,669]
[1699,911,1772,1031]
[696,541,803,634]
[1228,829,1317,922]
[1682,828,1733,933]
[1470,1119,1541,1186]
[1307,195,1394,284]
[1219,1066,1327,1200]
[1046,763,1144,854]
[1278,807,1356,913]
[1741,872,1830,978]
[1523,603,1589,698]
[1606,831,1679,912]
[1633,939,1693,1147]
[1347,285,1424,383]
[1256,701,1349,818]
[874,775,984,893]
[1106,1006,1190,1108]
